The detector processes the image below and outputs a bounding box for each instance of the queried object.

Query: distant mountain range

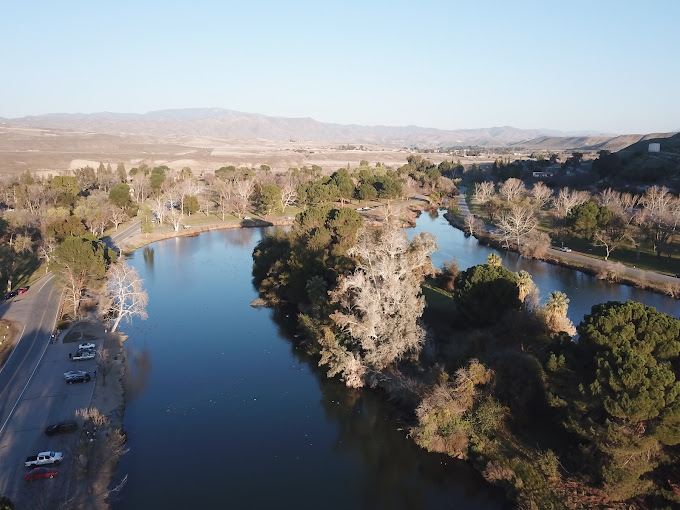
[1,108,676,150]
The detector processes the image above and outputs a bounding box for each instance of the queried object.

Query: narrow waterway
[113,212,677,509]
[407,210,678,322]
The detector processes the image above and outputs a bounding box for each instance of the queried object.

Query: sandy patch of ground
[68,160,103,171]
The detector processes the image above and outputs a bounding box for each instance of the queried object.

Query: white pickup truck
[25,451,63,467]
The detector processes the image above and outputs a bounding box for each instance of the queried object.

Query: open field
[0,124,501,177]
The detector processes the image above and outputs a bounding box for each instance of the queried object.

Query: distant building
[648,143,661,152]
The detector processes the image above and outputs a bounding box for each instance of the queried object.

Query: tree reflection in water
[270,308,511,510]
[123,346,152,402]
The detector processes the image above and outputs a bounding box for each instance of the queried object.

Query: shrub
[482,460,515,483]
[536,449,559,478]
[473,397,507,435]
[56,319,72,330]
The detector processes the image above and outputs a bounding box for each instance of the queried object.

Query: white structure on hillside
[648,143,661,152]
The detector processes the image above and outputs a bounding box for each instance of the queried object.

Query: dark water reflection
[407,210,678,323]
[114,226,511,510]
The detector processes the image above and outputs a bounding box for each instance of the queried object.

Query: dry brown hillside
[0,124,441,176]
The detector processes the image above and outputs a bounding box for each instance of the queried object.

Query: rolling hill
[1,108,609,148]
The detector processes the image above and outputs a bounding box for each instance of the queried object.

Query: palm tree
[486,253,502,267]
[546,291,570,317]
[515,270,535,302]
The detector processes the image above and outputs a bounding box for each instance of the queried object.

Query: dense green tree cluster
[397,155,458,197]
[149,166,168,192]
[453,262,522,325]
[566,201,612,237]
[255,184,281,216]
[252,205,363,305]
[547,301,680,500]
[0,165,136,292]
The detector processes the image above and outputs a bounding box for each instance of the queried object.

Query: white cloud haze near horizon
[2,0,679,134]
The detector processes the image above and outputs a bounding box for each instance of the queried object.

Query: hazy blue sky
[2,0,678,133]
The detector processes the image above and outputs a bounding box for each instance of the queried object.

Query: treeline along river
[113,211,677,509]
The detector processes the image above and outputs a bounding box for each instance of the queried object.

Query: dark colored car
[45,420,78,436]
[2,291,17,300]
[17,286,29,294]
[25,467,59,481]
[64,371,91,384]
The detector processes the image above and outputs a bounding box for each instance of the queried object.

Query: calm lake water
[113,212,677,509]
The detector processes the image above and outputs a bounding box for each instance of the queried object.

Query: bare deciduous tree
[472,181,495,204]
[593,214,634,260]
[198,187,215,216]
[552,187,590,218]
[597,187,622,209]
[530,181,553,210]
[464,214,484,236]
[496,205,538,249]
[105,261,148,332]
[232,178,254,218]
[166,207,183,232]
[62,265,88,318]
[278,175,299,211]
[327,224,437,386]
[639,186,680,256]
[518,230,551,260]
[95,346,115,385]
[109,205,128,232]
[37,235,58,274]
[131,172,149,202]
[499,178,526,203]
[212,179,232,221]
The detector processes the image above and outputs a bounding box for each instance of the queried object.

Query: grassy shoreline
[443,210,680,299]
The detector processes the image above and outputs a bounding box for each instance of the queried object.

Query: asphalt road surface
[0,220,139,505]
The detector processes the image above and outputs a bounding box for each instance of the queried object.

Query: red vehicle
[17,286,29,294]
[25,466,59,481]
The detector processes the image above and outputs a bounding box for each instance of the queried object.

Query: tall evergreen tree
[547,300,680,500]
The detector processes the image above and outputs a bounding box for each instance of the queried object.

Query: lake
[113,212,677,509]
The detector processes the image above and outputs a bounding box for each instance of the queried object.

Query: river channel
[113,212,677,509]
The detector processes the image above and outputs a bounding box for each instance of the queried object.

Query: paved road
[547,246,680,287]
[101,220,141,253]
[0,221,139,505]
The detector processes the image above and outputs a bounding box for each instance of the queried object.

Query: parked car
[78,342,96,350]
[561,247,572,252]
[2,290,17,300]
[25,466,59,481]
[71,349,95,361]
[17,286,30,294]
[63,370,91,383]
[25,451,63,467]
[45,420,78,436]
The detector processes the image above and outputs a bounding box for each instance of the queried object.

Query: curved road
[0,219,139,505]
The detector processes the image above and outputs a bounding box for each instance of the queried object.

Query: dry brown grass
[0,319,22,367]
